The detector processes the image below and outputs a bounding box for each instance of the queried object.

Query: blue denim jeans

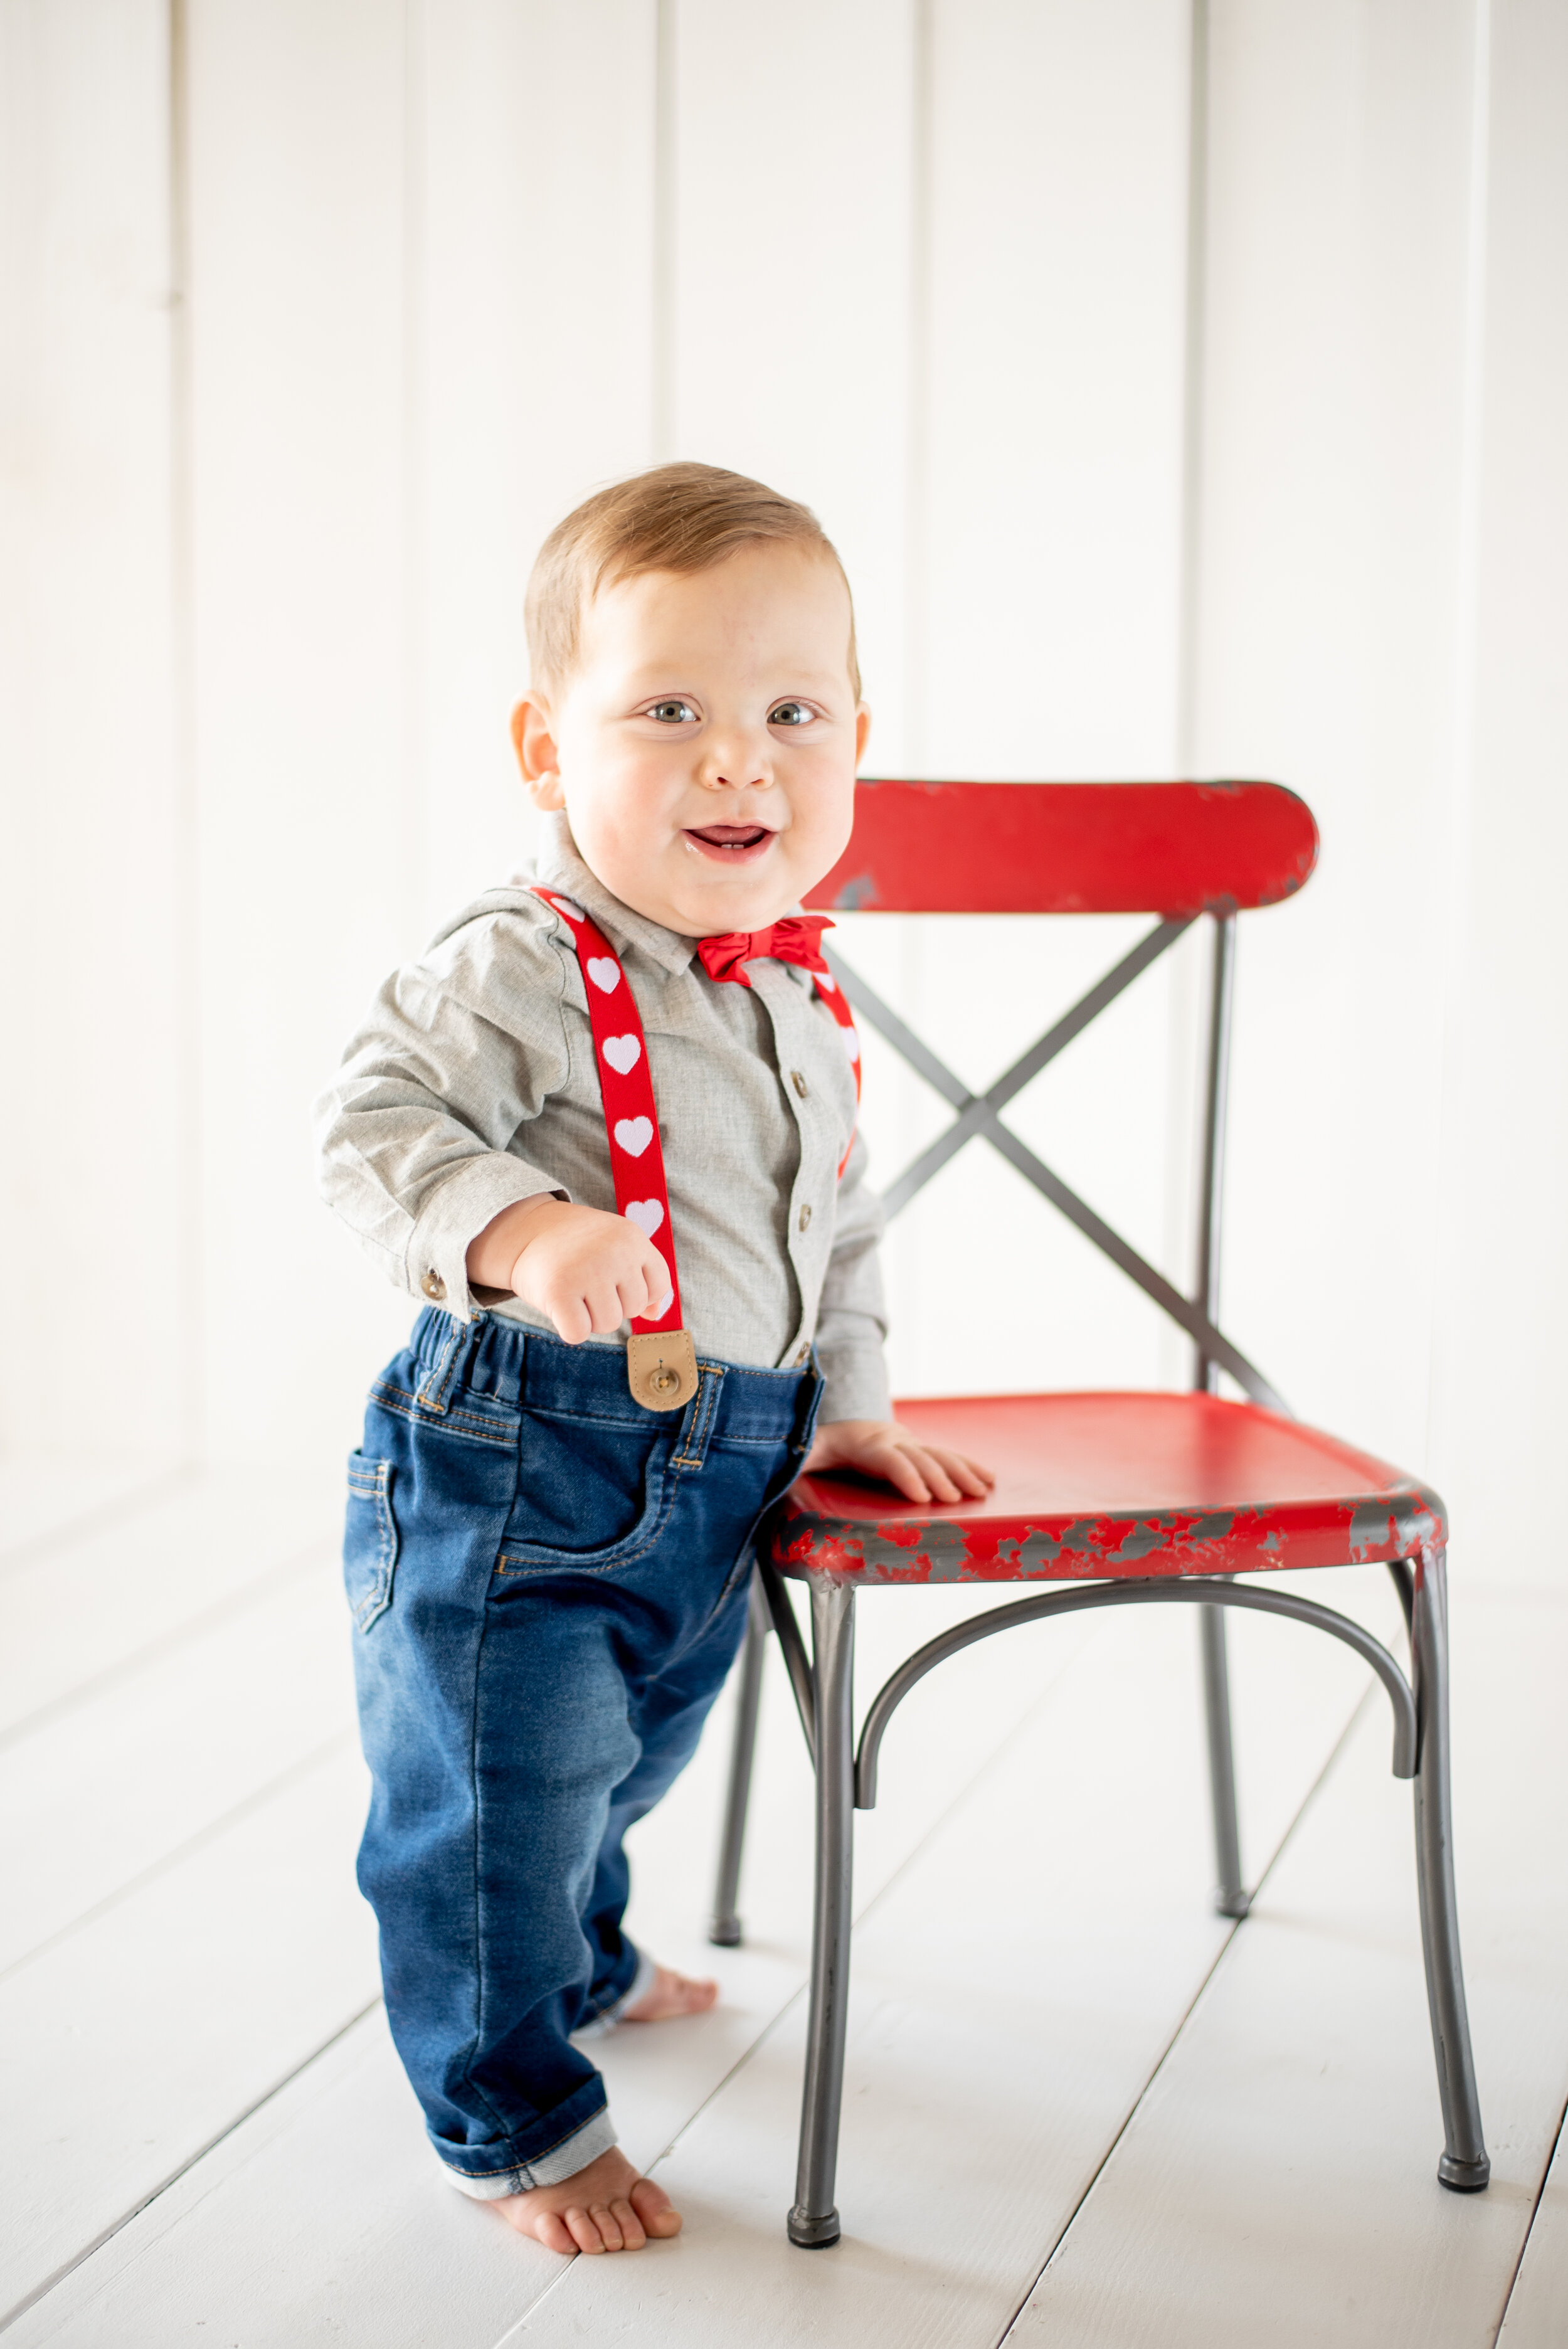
[344,1308,822,2194]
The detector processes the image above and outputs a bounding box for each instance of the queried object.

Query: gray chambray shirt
[315,814,891,1423]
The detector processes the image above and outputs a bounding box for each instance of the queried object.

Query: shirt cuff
[814,1338,893,1426]
[404,1157,568,1321]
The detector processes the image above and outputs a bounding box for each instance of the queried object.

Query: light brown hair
[525,462,861,697]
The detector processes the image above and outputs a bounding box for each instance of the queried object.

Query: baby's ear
[511,695,564,806]
[855,703,872,768]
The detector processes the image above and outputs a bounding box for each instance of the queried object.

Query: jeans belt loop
[415,1312,469,1414]
[671,1364,724,1473]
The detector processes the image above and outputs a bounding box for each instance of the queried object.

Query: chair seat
[767,1391,1444,1583]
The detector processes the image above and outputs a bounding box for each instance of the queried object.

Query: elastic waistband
[409,1309,817,1446]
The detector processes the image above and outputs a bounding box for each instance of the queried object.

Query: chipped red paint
[767,1392,1446,1586]
[803,780,1319,919]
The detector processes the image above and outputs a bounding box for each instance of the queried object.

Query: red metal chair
[706,779,1489,2248]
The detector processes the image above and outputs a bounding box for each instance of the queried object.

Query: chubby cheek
[566,758,680,854]
[787,770,857,870]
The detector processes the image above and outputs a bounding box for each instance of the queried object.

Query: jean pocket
[344,1453,399,1631]
[495,1410,672,1575]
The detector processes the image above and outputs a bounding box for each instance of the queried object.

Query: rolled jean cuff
[573,1947,658,2043]
[438,2103,619,2198]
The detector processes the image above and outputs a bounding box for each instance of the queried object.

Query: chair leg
[1411,1547,1490,2190]
[709,1571,770,1946]
[788,1579,857,2248]
[1200,1604,1249,1918]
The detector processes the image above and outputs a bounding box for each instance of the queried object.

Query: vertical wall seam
[401,0,428,948]
[1423,0,1492,1473]
[168,0,203,1461]
[904,0,934,777]
[1164,0,1211,1336]
[1174,0,1209,780]
[652,0,677,460]
[893,0,936,1386]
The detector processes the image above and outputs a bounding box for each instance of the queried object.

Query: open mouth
[683,824,776,864]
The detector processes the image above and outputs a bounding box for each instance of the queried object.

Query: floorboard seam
[990,1680,1377,2346]
[647,1611,1115,2161]
[833,1611,1111,1938]
[518,1616,1117,2325]
[0,1727,358,1986]
[1490,2089,1568,2345]
[489,2246,589,2346]
[0,1468,198,1580]
[0,1532,337,1754]
[0,1998,384,2336]
[638,1636,1093,2165]
[3,1593,1089,2336]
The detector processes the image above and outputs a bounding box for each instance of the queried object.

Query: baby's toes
[565,2205,608,2254]
[528,2208,578,2256]
[610,2195,646,2249]
[631,2178,682,2238]
[590,2200,627,2251]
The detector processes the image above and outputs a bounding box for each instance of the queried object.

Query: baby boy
[316,464,988,2256]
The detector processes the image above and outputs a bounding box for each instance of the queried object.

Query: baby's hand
[465,1197,671,1344]
[802,1418,995,1507]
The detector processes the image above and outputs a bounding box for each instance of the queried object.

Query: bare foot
[494,2146,681,2254]
[622,1961,718,2022]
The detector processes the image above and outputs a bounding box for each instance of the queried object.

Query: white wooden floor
[1,1457,1564,2346]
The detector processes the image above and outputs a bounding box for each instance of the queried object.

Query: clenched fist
[466,1196,671,1344]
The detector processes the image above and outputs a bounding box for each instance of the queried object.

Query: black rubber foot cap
[1438,2153,1491,2193]
[1214,1891,1251,1920]
[788,2206,841,2247]
[707,1919,742,1947]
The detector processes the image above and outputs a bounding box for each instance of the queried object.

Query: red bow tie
[696,916,835,987]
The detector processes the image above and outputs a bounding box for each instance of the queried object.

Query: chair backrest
[805,780,1320,1417]
[803,778,1317,916]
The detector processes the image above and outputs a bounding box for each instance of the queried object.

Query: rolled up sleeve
[314,909,575,1322]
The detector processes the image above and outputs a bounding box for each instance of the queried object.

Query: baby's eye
[647,699,699,723]
[769,701,815,727]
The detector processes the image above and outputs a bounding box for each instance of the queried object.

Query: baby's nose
[701,740,771,790]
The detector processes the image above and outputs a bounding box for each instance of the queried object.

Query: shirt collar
[527,813,699,979]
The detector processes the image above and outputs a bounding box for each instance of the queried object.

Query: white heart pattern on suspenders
[532,886,860,1410]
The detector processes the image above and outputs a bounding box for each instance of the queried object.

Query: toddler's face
[513,542,868,937]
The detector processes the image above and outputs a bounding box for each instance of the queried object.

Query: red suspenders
[532,887,857,1411]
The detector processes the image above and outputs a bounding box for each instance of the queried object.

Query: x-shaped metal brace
[827,918,1288,1415]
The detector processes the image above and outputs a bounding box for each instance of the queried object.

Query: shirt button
[421,1269,447,1302]
[790,1069,808,1099]
[798,1203,812,1231]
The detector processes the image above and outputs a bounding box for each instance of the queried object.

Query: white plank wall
[1192,0,1481,1478]
[882,0,1204,1408]
[183,0,418,1463]
[1,0,1562,1529]
[0,0,184,1461]
[1428,0,1568,1571]
[415,0,657,930]
[667,0,916,766]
